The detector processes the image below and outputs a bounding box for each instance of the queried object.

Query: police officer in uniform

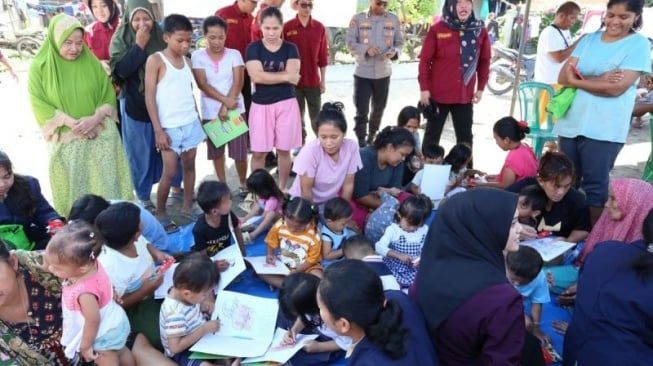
[347,0,403,147]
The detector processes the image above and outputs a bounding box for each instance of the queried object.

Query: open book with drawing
[190,291,279,358]
[520,237,576,262]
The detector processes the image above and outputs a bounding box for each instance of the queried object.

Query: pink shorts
[248,98,302,152]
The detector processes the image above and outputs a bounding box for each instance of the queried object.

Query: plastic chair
[518,81,557,158]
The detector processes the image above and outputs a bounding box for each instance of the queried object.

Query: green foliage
[356,0,436,24]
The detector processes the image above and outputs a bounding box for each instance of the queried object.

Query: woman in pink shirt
[480,116,538,188]
[289,102,362,205]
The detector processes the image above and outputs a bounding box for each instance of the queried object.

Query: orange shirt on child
[265,219,322,270]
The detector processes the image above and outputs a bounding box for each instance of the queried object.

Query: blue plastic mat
[165,210,565,366]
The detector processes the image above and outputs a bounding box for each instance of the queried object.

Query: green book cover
[202,110,249,148]
[188,351,228,360]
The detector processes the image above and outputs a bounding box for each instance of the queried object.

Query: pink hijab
[579,178,653,264]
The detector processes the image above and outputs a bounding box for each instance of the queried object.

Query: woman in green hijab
[109,0,171,212]
[27,13,133,216]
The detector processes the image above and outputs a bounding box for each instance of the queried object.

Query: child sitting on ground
[408,143,445,195]
[375,194,432,288]
[397,106,424,185]
[45,221,134,365]
[506,246,551,343]
[342,234,400,291]
[96,202,173,303]
[96,202,174,348]
[517,185,547,240]
[263,197,323,288]
[279,273,348,362]
[145,14,205,225]
[239,169,285,243]
[443,143,482,196]
[193,181,245,270]
[320,197,355,266]
[159,253,220,366]
[478,116,538,188]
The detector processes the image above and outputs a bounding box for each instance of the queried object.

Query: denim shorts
[171,350,207,366]
[164,119,205,155]
[93,317,130,351]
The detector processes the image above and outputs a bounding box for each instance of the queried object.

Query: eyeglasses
[376,1,388,6]
[299,2,313,8]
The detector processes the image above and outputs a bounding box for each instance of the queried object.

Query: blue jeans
[559,136,623,207]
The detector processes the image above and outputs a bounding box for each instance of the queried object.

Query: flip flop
[179,207,204,222]
[138,199,156,214]
[157,216,180,233]
[237,186,249,199]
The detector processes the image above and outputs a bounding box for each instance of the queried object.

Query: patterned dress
[0,251,67,365]
[375,223,428,287]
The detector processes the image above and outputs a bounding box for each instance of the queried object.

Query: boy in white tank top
[145,14,204,225]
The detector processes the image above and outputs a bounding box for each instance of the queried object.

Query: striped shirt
[265,220,322,269]
[159,296,206,357]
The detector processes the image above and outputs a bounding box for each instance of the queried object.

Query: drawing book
[202,109,249,148]
[420,164,452,202]
[212,244,246,291]
[154,262,180,299]
[242,328,319,364]
[520,238,576,262]
[190,291,279,357]
[245,256,291,276]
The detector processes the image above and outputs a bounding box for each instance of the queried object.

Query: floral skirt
[48,122,133,216]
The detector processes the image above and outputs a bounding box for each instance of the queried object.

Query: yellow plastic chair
[518,81,557,158]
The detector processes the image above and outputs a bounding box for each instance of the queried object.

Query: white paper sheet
[212,245,246,291]
[520,238,576,262]
[190,291,279,357]
[153,262,179,299]
[242,328,319,364]
[245,256,290,275]
[420,164,452,201]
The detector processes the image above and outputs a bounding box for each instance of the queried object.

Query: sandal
[237,186,249,199]
[157,216,180,233]
[168,189,183,201]
[179,207,204,222]
[138,199,156,213]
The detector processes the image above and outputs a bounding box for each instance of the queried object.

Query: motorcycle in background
[487,44,536,95]
[0,23,44,58]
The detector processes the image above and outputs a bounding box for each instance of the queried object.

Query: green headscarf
[28,14,115,132]
[109,0,166,92]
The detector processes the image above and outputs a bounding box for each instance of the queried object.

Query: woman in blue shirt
[555,0,651,224]
[563,208,653,365]
[317,259,438,365]
[0,151,61,250]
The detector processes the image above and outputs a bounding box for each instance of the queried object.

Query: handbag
[0,224,34,250]
[546,86,577,119]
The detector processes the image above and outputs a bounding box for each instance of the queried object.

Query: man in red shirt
[284,0,328,139]
[251,0,285,41]
[215,0,259,114]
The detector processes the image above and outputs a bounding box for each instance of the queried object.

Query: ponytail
[493,116,529,142]
[283,197,319,227]
[366,299,408,359]
[318,260,408,359]
[316,102,347,133]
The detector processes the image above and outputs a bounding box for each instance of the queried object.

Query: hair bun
[322,101,345,113]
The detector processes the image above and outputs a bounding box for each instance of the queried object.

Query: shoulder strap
[226,211,238,246]
[550,24,569,48]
